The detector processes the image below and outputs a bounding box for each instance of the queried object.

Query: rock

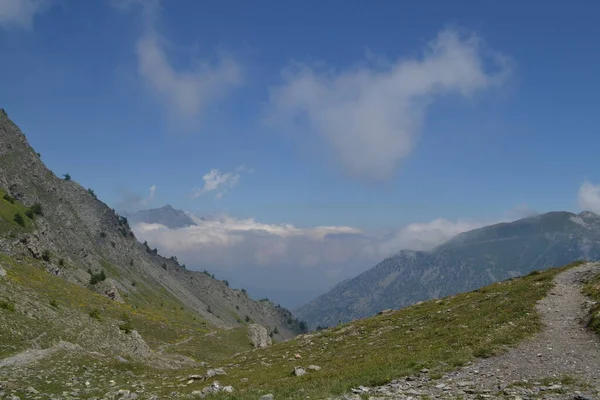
[26,387,38,394]
[307,365,321,371]
[188,375,203,381]
[222,386,234,393]
[240,378,249,383]
[259,395,274,400]
[117,389,130,396]
[0,265,6,278]
[247,324,273,348]
[206,368,226,378]
[574,395,594,400]
[378,308,393,315]
[420,368,429,373]
[292,367,306,376]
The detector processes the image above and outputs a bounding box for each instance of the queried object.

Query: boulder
[292,367,306,376]
[247,324,272,348]
[0,265,5,278]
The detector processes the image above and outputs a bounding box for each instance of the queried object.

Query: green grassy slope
[1,259,581,399]
[0,253,253,362]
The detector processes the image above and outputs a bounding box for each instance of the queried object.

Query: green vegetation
[13,212,25,227]
[62,173,71,181]
[176,262,578,399]
[0,298,15,312]
[89,309,102,320]
[0,189,36,231]
[88,188,97,199]
[89,269,106,285]
[49,298,59,308]
[42,250,51,262]
[30,203,43,216]
[582,270,600,335]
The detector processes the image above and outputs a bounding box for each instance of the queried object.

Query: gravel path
[341,262,600,399]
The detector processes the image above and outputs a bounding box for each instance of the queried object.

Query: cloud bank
[131,212,494,306]
[0,0,49,29]
[267,28,512,180]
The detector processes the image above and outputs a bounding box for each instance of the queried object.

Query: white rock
[259,395,274,400]
[307,365,321,371]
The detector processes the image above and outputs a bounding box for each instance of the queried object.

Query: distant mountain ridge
[125,205,196,229]
[295,211,600,328]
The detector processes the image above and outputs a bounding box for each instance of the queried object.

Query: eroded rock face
[247,324,272,348]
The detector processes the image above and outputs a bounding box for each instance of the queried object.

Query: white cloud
[267,28,512,180]
[0,0,49,29]
[148,185,157,202]
[578,181,600,214]
[191,166,248,199]
[365,218,488,257]
[124,0,242,122]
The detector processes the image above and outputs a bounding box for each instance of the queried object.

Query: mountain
[295,211,600,328]
[124,205,196,229]
[0,110,305,355]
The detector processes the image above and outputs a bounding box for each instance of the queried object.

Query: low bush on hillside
[89,269,106,285]
[41,250,51,262]
[0,298,15,312]
[13,213,25,227]
[2,193,14,203]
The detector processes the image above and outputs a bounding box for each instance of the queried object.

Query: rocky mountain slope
[124,205,196,229]
[0,110,305,344]
[296,211,600,328]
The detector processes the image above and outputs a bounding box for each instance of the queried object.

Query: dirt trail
[342,262,600,399]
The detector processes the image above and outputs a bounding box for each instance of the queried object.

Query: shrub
[111,241,116,248]
[100,232,107,238]
[130,260,135,267]
[41,250,51,262]
[119,315,133,334]
[30,203,43,216]
[223,280,229,287]
[13,213,25,227]
[0,299,15,312]
[25,209,34,219]
[273,326,279,334]
[298,320,308,333]
[88,188,97,199]
[89,309,101,320]
[131,281,136,287]
[235,305,239,310]
[49,299,59,308]
[161,263,167,270]
[245,315,250,323]
[241,288,247,294]
[89,270,107,285]
[63,173,71,181]
[58,258,64,266]
[3,193,14,203]
[207,305,212,314]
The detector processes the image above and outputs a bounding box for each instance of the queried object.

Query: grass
[168,261,579,400]
[0,253,252,361]
[582,269,600,335]
[0,188,35,232]
[0,252,583,399]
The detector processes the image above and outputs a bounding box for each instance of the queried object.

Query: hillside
[296,211,600,328]
[2,260,599,399]
[0,111,305,346]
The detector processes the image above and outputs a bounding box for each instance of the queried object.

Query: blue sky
[3,0,600,306]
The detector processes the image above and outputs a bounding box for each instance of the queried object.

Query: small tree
[63,173,71,181]
[41,250,51,262]
[25,209,34,219]
[2,193,14,203]
[88,188,97,199]
[273,326,279,334]
[30,203,43,216]
[223,280,229,287]
[13,213,25,227]
[245,315,250,323]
